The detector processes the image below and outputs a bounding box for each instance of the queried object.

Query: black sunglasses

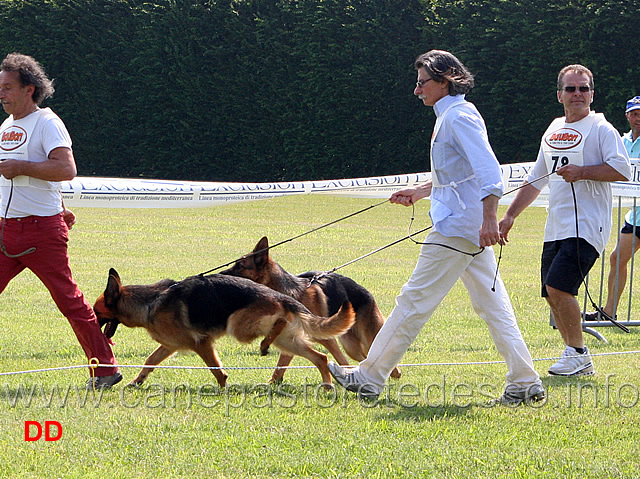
[563,86,591,93]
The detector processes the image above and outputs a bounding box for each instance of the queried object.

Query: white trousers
[358,231,541,391]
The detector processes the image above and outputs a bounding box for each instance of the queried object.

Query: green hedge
[0,0,635,181]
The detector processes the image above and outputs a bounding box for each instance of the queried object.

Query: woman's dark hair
[414,50,474,96]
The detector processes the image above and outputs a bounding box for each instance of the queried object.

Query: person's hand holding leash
[556,164,583,182]
[480,218,502,247]
[0,158,24,179]
[390,180,432,206]
[480,194,502,247]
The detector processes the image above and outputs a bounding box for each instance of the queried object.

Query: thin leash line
[406,203,484,256]
[488,170,556,282]
[493,173,633,330]
[502,170,555,197]
[3,349,640,376]
[0,365,92,376]
[569,182,630,333]
[496,173,632,328]
[182,172,553,277]
[198,198,390,276]
[307,225,433,283]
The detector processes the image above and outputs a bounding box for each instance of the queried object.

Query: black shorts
[541,238,599,297]
[621,221,640,240]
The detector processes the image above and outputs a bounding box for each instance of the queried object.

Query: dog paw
[127,377,146,388]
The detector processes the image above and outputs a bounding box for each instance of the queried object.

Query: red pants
[0,213,118,376]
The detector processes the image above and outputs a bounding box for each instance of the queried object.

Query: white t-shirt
[0,108,71,218]
[528,111,631,253]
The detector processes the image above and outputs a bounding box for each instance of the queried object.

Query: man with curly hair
[0,53,121,389]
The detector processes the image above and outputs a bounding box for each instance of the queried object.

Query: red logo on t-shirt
[0,125,28,151]
[544,127,583,150]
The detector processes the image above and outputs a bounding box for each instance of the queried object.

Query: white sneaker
[548,346,595,377]
[327,362,381,399]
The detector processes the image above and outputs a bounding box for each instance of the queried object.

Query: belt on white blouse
[432,174,476,209]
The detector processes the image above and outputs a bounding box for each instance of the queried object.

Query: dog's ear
[253,236,270,268]
[108,268,121,283]
[104,268,122,306]
[254,236,269,252]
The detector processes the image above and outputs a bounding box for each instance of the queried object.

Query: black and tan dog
[222,237,401,382]
[93,268,355,388]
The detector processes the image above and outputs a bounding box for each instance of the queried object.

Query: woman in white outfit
[328,50,544,405]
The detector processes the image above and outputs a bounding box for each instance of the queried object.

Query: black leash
[202,172,556,278]
[199,198,390,276]
[0,178,36,258]
[406,203,485,256]
[489,171,562,292]
[400,171,556,261]
[489,171,630,330]
[569,183,629,333]
[491,242,503,292]
[502,170,555,196]
[306,225,433,285]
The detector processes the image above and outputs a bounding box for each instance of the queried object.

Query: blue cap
[626,96,640,113]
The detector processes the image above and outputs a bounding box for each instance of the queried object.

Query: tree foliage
[0,0,636,181]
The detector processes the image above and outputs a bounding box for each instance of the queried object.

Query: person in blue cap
[584,96,640,322]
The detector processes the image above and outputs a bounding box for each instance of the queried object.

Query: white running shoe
[327,362,381,399]
[548,346,595,377]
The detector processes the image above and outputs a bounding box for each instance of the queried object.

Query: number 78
[551,156,569,172]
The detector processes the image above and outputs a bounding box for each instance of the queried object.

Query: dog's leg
[129,345,176,386]
[192,341,228,388]
[269,353,294,383]
[276,338,333,390]
[260,317,288,356]
[337,332,367,362]
[317,338,351,366]
[345,320,402,379]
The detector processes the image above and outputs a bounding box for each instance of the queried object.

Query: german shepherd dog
[221,236,401,383]
[93,268,355,388]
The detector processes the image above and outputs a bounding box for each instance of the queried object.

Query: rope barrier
[3,349,640,377]
[0,365,91,377]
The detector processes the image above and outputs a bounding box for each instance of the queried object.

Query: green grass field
[1,195,640,478]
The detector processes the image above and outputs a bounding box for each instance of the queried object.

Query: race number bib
[541,113,598,182]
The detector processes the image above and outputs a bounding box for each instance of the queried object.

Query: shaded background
[0,0,637,181]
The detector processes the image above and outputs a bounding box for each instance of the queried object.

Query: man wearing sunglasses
[499,65,631,377]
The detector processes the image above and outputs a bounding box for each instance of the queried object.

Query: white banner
[61,173,431,208]
[500,159,640,207]
[60,160,640,208]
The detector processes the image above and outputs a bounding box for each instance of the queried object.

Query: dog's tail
[295,300,356,340]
